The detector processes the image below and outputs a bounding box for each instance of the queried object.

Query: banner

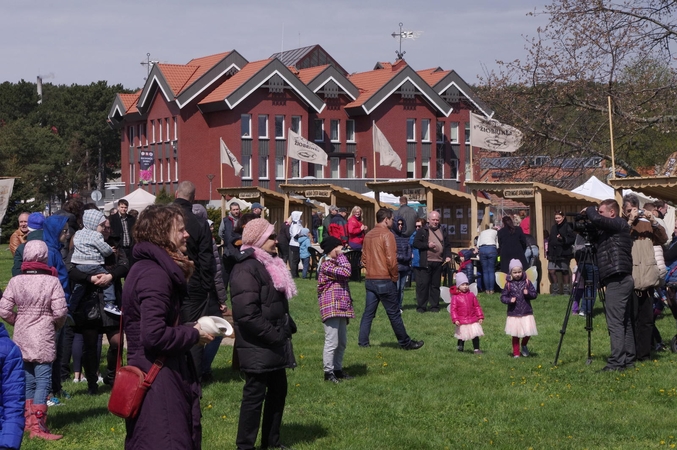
[220,138,243,175]
[0,178,15,225]
[469,112,523,153]
[287,129,328,166]
[373,123,402,170]
[139,150,154,184]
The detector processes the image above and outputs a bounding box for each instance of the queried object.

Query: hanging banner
[470,112,523,153]
[0,178,15,225]
[139,150,154,184]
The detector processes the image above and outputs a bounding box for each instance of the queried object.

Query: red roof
[199,59,272,105]
[346,60,407,108]
[295,65,330,84]
[156,64,200,96]
[417,67,448,87]
[120,91,141,114]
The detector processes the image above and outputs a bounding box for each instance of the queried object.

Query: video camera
[565,212,598,243]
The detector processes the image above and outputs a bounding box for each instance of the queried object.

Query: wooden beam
[534,187,549,293]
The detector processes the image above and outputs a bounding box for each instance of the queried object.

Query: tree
[479,0,677,176]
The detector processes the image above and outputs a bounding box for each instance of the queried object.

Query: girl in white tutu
[450,272,484,354]
[500,259,538,358]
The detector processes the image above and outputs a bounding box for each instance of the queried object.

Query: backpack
[631,238,660,290]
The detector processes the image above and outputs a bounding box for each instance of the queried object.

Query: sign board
[239,192,260,199]
[402,188,425,202]
[304,190,332,198]
[504,188,535,199]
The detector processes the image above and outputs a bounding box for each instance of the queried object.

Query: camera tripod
[553,242,606,365]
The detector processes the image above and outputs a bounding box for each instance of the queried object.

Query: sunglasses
[415,225,422,228]
[267,234,277,241]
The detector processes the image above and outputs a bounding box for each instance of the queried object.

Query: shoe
[97,375,104,385]
[358,344,370,348]
[72,377,83,383]
[334,370,354,380]
[429,309,440,313]
[521,346,530,357]
[572,310,579,315]
[655,342,667,352]
[579,311,585,316]
[457,345,464,352]
[87,385,99,395]
[104,303,122,315]
[474,349,483,355]
[46,397,61,407]
[29,404,62,440]
[416,309,427,314]
[24,399,34,432]
[599,365,625,372]
[58,390,71,400]
[324,372,340,383]
[401,340,424,350]
[513,355,520,358]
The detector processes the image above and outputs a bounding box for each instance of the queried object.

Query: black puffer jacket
[586,206,633,283]
[547,220,576,263]
[230,255,296,373]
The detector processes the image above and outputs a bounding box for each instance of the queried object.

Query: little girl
[500,259,538,358]
[450,272,484,354]
[0,240,67,440]
[317,236,355,383]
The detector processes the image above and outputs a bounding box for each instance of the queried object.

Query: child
[451,272,484,354]
[70,209,119,315]
[500,259,538,358]
[0,240,67,440]
[0,322,25,450]
[298,228,311,279]
[317,236,355,383]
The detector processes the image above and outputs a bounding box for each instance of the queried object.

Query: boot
[30,404,62,440]
[572,300,579,315]
[550,283,559,295]
[24,399,34,432]
[556,272,564,294]
[563,284,571,295]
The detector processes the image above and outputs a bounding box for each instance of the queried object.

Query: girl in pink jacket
[0,240,67,440]
[450,272,484,354]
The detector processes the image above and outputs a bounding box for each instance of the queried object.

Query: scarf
[168,249,195,280]
[242,245,298,300]
[21,261,58,277]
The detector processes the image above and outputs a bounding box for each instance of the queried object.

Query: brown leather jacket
[361,223,398,282]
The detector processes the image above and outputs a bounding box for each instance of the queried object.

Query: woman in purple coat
[122,205,213,450]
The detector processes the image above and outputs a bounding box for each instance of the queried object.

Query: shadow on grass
[341,363,368,377]
[208,366,245,384]
[283,420,328,448]
[50,406,110,427]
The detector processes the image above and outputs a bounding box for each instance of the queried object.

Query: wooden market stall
[366,180,492,248]
[608,175,677,233]
[465,181,600,293]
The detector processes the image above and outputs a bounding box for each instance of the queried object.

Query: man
[174,181,215,378]
[8,212,29,256]
[396,196,418,238]
[219,201,241,290]
[251,202,263,217]
[322,205,339,241]
[358,208,424,350]
[412,211,451,313]
[12,212,45,277]
[109,199,136,265]
[519,210,531,235]
[328,207,349,245]
[288,211,303,278]
[585,199,635,371]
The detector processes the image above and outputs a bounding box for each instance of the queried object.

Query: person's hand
[429,241,436,250]
[445,257,451,263]
[454,321,460,326]
[644,210,654,222]
[511,297,516,303]
[627,207,639,222]
[219,304,227,312]
[91,273,113,287]
[523,288,529,295]
[479,319,483,324]
[193,323,214,345]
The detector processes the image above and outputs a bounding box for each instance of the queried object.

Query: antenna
[140,53,159,80]
[391,22,423,60]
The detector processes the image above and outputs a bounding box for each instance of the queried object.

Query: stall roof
[608,176,677,204]
[366,180,492,205]
[279,184,389,208]
[465,181,600,205]
[217,186,307,207]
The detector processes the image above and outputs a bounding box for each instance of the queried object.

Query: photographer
[584,199,635,371]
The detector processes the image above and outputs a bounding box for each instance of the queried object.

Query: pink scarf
[242,245,298,300]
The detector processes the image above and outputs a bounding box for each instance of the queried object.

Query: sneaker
[97,375,104,385]
[324,372,340,384]
[46,397,62,407]
[474,349,483,355]
[457,345,464,352]
[72,377,82,383]
[513,355,520,358]
[521,346,530,357]
[579,311,585,316]
[59,390,71,400]
[334,370,354,380]
[401,340,425,350]
[104,303,122,315]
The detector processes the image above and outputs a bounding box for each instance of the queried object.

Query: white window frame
[361,158,367,178]
[450,158,459,181]
[158,120,163,143]
[242,155,252,179]
[165,118,170,142]
[421,119,431,142]
[275,157,285,179]
[159,159,163,183]
[291,159,300,178]
[129,163,135,184]
[128,127,135,146]
[150,120,155,143]
[450,122,459,143]
[275,115,285,139]
[465,122,470,144]
[174,160,179,181]
[330,119,340,142]
[407,158,415,178]
[346,157,355,178]
[313,163,324,178]
[436,146,445,179]
[173,116,178,141]
[406,119,416,142]
[330,157,340,178]
[152,162,157,182]
[291,115,302,134]
[346,120,355,142]
[421,157,430,179]
[259,155,269,179]
[166,159,171,182]
[314,119,324,142]
[241,114,252,138]
[436,121,444,143]
[258,115,269,139]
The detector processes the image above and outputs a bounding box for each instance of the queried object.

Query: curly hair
[133,204,185,252]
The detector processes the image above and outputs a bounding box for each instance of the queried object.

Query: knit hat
[455,272,469,286]
[320,236,343,254]
[241,218,275,249]
[508,258,523,271]
[251,202,263,211]
[27,212,45,231]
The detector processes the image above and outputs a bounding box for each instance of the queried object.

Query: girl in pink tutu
[501,259,538,358]
[450,272,484,354]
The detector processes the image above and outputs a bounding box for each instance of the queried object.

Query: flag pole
[372,122,377,182]
[608,96,616,179]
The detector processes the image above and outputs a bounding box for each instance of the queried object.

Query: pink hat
[242,218,275,249]
[508,259,523,271]
[455,272,469,286]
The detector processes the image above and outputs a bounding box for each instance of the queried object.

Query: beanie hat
[455,272,469,286]
[241,218,274,249]
[251,202,263,211]
[320,236,343,254]
[27,212,45,231]
[508,258,523,271]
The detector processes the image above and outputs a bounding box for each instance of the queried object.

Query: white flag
[0,178,14,225]
[287,129,328,166]
[469,112,523,153]
[220,138,243,175]
[373,123,402,170]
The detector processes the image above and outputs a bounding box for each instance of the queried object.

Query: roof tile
[295,65,330,84]
[346,62,408,108]
[199,59,272,105]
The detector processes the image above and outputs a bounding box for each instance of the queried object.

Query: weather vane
[140,53,159,79]
[391,22,422,60]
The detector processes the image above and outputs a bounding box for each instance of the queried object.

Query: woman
[122,205,212,450]
[547,211,575,295]
[347,206,368,250]
[477,224,499,294]
[497,216,527,274]
[230,218,297,450]
[392,217,411,309]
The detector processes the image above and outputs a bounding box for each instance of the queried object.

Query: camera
[565,212,598,242]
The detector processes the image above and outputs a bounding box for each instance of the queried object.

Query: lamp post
[207,174,215,204]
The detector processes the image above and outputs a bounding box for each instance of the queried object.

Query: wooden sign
[239,192,260,199]
[504,188,534,198]
[402,188,425,202]
[305,190,332,198]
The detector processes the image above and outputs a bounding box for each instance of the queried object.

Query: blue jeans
[479,246,498,292]
[574,263,598,314]
[301,257,310,279]
[25,361,51,405]
[525,245,539,268]
[397,270,409,310]
[359,279,411,347]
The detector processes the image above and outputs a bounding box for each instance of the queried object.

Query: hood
[393,215,407,236]
[299,228,309,237]
[43,215,68,251]
[82,209,106,231]
[290,211,302,222]
[132,241,187,287]
[23,240,49,263]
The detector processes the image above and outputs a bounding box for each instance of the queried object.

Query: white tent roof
[362,191,401,204]
[104,188,156,213]
[571,176,614,200]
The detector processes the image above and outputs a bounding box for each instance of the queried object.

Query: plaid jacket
[71,228,113,265]
[317,253,355,322]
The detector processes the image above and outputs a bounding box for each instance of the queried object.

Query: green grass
[3,244,677,449]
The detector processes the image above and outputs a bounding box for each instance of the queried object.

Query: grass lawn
[3,244,677,449]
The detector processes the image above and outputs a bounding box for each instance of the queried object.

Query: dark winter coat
[395,204,419,238]
[0,323,24,450]
[547,220,576,263]
[585,206,633,283]
[11,230,43,277]
[392,220,412,274]
[230,256,297,373]
[500,276,537,317]
[412,225,451,268]
[122,242,201,450]
[497,227,527,273]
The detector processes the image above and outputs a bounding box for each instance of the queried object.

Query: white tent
[362,190,401,205]
[104,188,156,213]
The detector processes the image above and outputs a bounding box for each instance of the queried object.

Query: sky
[0,0,550,91]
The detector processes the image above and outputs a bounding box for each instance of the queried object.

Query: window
[165,118,170,142]
[407,158,415,178]
[275,157,285,179]
[129,163,134,184]
[465,122,470,144]
[139,123,146,146]
[291,116,301,134]
[450,122,459,143]
[174,160,178,181]
[346,157,355,178]
[173,116,178,141]
[158,120,163,143]
[241,114,252,138]
[361,158,367,178]
[150,120,155,143]
[291,160,300,178]
[436,121,444,143]
[436,146,445,178]
[242,155,252,178]
[127,127,135,146]
[421,119,430,142]
[159,159,163,183]
[313,163,324,178]
[330,158,339,178]
[166,159,171,181]
[259,155,269,179]
[346,120,355,142]
[258,115,268,139]
[421,158,430,178]
[314,119,324,142]
[152,162,156,183]
[330,120,339,142]
[275,115,285,139]
[449,159,458,180]
[406,119,415,141]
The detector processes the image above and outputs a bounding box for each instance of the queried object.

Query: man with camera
[584,199,635,371]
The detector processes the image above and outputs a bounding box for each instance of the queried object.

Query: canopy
[571,176,614,200]
[104,188,156,213]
